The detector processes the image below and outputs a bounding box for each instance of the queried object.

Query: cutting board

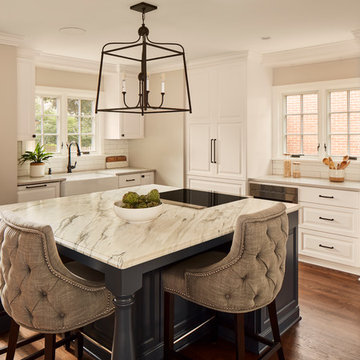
[105,155,128,169]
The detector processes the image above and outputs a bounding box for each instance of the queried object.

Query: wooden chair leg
[76,332,84,359]
[44,334,56,360]
[64,331,71,351]
[6,319,20,360]
[234,313,245,360]
[164,291,175,359]
[267,300,285,360]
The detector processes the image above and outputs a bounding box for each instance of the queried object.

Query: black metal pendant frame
[95,3,192,116]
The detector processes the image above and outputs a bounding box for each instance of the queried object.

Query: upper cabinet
[186,61,246,181]
[17,57,35,141]
[103,72,144,140]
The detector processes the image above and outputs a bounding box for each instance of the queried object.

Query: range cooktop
[160,189,247,209]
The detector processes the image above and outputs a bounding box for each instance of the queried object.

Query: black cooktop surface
[160,189,246,208]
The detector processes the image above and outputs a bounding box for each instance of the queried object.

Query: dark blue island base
[81,211,299,360]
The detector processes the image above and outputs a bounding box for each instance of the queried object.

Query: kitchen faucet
[67,141,81,173]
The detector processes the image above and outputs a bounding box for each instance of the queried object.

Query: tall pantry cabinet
[186,53,273,195]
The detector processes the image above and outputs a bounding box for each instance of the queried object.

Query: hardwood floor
[0,262,359,359]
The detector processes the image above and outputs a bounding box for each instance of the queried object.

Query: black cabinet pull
[25,184,48,189]
[213,139,217,164]
[210,139,214,164]
[319,195,334,199]
[319,244,334,250]
[126,179,135,182]
[319,216,334,222]
[141,175,145,178]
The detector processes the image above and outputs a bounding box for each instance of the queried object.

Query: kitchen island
[0,185,300,360]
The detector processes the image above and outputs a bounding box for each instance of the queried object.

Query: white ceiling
[1,0,360,63]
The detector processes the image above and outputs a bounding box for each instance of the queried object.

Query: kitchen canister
[292,162,301,178]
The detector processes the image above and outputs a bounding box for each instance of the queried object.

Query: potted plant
[18,143,53,177]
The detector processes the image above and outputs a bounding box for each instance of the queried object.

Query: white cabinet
[187,176,246,196]
[17,182,60,203]
[186,61,246,187]
[118,171,155,188]
[140,172,154,185]
[298,185,360,274]
[17,57,35,141]
[103,72,144,140]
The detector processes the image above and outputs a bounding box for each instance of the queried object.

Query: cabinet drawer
[17,182,60,203]
[300,205,359,238]
[299,186,359,209]
[299,229,357,266]
[118,174,141,188]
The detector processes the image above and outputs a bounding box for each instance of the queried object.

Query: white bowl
[113,201,164,224]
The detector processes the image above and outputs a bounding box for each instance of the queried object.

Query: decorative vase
[30,162,45,177]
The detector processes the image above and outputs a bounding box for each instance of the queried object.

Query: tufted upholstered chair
[162,203,288,360]
[0,210,115,360]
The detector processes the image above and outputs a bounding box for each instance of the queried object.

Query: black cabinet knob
[32,134,36,138]
[121,134,125,137]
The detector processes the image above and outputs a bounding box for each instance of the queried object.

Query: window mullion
[347,90,350,155]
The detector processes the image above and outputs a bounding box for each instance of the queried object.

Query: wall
[273,57,360,86]
[128,70,185,187]
[0,45,18,204]
[36,67,98,90]
[246,58,273,177]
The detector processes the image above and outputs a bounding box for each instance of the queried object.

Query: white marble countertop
[249,175,360,192]
[0,185,299,270]
[17,167,155,186]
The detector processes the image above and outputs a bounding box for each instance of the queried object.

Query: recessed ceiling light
[59,27,86,35]
[261,36,271,40]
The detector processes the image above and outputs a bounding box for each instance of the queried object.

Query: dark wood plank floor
[1,262,359,359]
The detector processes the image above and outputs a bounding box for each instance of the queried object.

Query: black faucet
[67,141,81,173]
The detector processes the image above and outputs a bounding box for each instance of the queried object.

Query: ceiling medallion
[95,2,192,116]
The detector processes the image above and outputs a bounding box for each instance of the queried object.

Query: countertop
[0,184,299,270]
[17,167,155,186]
[249,175,360,192]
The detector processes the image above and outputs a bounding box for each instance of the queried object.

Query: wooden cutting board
[105,155,128,168]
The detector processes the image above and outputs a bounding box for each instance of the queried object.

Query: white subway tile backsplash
[18,139,129,176]
[272,159,360,182]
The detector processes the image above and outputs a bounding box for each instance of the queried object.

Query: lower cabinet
[17,182,60,203]
[118,171,155,188]
[187,176,246,196]
[298,186,360,274]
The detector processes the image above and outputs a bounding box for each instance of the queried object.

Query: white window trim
[272,77,360,161]
[35,86,104,157]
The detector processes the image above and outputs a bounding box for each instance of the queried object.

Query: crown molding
[263,39,360,67]
[33,52,118,74]
[0,32,24,47]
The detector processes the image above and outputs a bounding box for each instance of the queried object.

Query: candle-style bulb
[161,81,165,93]
[146,76,150,91]
[122,79,126,92]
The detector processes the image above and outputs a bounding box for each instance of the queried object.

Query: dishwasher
[249,183,298,203]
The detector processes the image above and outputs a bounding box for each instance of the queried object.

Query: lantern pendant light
[95,2,192,116]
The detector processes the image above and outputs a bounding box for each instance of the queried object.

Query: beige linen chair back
[0,210,114,334]
[183,203,289,313]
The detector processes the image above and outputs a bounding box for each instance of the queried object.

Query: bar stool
[162,203,288,360]
[0,210,115,360]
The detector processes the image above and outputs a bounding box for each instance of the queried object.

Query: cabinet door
[215,122,245,179]
[187,123,214,176]
[121,74,144,139]
[140,172,154,185]
[17,58,35,140]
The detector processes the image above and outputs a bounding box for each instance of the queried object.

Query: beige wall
[273,57,360,85]
[36,67,98,90]
[0,45,18,204]
[128,70,185,187]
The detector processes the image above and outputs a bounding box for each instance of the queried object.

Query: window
[35,89,97,155]
[328,89,360,156]
[284,93,319,155]
[35,96,60,152]
[67,98,95,152]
